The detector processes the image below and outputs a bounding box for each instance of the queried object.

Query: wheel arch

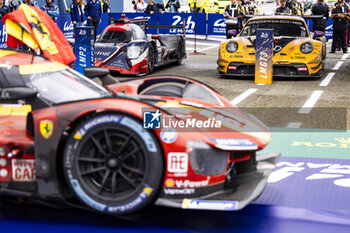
[55,109,166,201]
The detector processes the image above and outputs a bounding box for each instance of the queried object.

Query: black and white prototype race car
[94,16,187,75]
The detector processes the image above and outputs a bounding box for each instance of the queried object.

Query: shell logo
[165,179,175,187]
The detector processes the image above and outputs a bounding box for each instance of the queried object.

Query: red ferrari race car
[0,49,279,214]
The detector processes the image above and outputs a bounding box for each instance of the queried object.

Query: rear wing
[112,17,187,37]
[243,15,325,20]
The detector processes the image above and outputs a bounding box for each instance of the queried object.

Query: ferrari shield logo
[40,120,53,139]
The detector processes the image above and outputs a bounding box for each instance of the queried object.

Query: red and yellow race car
[0,49,279,214]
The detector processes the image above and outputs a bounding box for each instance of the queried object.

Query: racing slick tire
[63,113,164,215]
[148,45,155,74]
[175,41,184,65]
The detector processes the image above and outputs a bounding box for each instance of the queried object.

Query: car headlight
[226,41,238,53]
[300,42,313,54]
[127,44,142,60]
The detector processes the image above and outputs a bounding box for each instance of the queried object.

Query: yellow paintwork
[40,120,54,139]
[19,4,59,55]
[189,0,220,13]
[19,62,67,75]
[216,0,231,14]
[0,104,32,116]
[4,18,39,50]
[0,50,16,58]
[218,16,324,77]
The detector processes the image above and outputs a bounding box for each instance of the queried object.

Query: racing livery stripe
[0,50,17,58]
[0,104,32,116]
[19,62,67,75]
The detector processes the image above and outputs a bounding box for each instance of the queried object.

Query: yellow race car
[217,16,326,78]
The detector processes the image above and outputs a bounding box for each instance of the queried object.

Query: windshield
[97,30,132,43]
[23,68,110,104]
[241,19,308,37]
[128,24,146,40]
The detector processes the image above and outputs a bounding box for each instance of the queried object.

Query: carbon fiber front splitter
[155,152,280,211]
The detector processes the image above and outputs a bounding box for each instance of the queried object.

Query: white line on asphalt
[286,122,302,128]
[298,90,323,114]
[186,45,219,53]
[319,72,335,87]
[231,88,258,105]
[332,61,344,70]
[197,45,219,53]
[341,53,350,60]
[186,41,220,46]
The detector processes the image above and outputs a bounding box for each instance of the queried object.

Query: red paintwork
[0,116,34,182]
[104,24,131,32]
[100,54,149,75]
[0,52,270,193]
[0,52,48,65]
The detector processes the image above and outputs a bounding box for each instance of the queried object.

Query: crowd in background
[0,0,59,20]
[0,0,348,48]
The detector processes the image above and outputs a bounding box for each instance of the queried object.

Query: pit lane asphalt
[117,36,350,131]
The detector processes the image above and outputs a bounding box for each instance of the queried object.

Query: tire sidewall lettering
[64,114,161,214]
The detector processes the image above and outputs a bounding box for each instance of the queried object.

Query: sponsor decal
[76,115,156,153]
[214,19,226,27]
[40,120,54,139]
[255,29,273,84]
[106,187,153,213]
[120,117,157,152]
[161,128,177,144]
[297,67,308,71]
[167,152,188,173]
[261,32,269,39]
[209,138,258,150]
[182,199,239,210]
[274,45,283,52]
[96,51,112,57]
[165,178,209,188]
[77,115,121,138]
[163,188,195,195]
[71,179,153,213]
[12,159,35,182]
[70,179,106,211]
[170,15,195,34]
[63,21,74,32]
[79,29,86,36]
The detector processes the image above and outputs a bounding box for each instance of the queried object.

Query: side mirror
[84,67,118,86]
[0,87,38,101]
[313,30,324,39]
[227,29,237,37]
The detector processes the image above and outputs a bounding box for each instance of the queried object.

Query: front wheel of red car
[63,113,164,214]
